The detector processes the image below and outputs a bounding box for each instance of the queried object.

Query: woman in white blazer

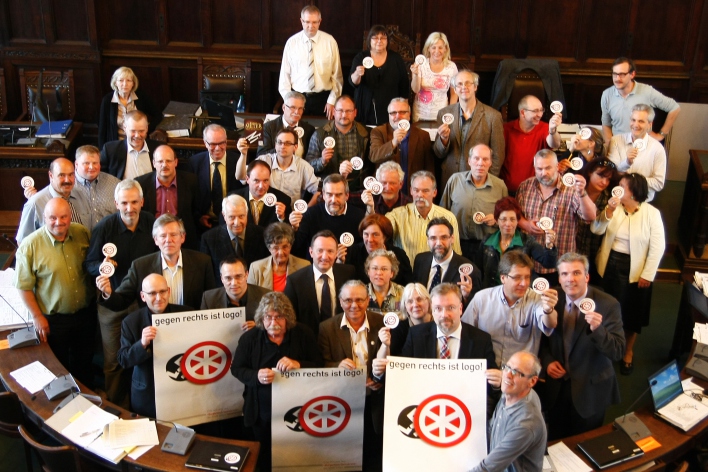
[247,222,310,292]
[591,173,665,375]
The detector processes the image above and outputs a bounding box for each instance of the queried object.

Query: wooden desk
[0,331,259,472]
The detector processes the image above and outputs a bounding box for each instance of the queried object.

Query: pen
[80,429,101,438]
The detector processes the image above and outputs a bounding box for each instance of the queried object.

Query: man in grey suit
[97,213,216,311]
[201,255,271,329]
[538,252,625,440]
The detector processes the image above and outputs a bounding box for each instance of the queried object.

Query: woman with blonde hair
[410,32,458,121]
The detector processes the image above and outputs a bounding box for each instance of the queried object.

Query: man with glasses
[601,57,680,145]
[434,70,505,190]
[230,160,291,228]
[237,128,319,206]
[539,252,625,439]
[470,351,547,472]
[117,273,191,418]
[188,124,241,230]
[278,5,342,119]
[500,95,562,194]
[258,91,315,158]
[98,213,216,311]
[369,97,434,190]
[201,255,270,327]
[462,251,557,368]
[306,94,371,193]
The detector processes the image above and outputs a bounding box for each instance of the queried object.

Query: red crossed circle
[298,396,351,437]
[180,341,232,385]
[414,394,471,447]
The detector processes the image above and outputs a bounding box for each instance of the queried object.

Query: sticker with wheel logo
[413,394,471,447]
[298,396,351,437]
[180,341,232,385]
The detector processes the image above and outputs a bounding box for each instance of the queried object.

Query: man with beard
[100,110,160,179]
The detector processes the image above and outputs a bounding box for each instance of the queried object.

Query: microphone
[156,418,196,455]
[0,293,40,349]
[613,379,656,440]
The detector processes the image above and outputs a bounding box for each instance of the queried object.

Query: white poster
[383,357,487,471]
[152,307,245,426]
[271,368,366,471]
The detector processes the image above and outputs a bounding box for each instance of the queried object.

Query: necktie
[320,273,332,320]
[251,199,263,225]
[232,238,242,257]
[563,302,579,371]
[68,199,81,224]
[439,336,450,359]
[430,265,442,291]
[307,39,315,92]
[211,162,223,216]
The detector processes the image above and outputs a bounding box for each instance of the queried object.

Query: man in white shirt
[100,110,159,180]
[608,104,666,202]
[278,5,342,119]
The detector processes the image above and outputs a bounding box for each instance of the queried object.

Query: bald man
[15,197,95,386]
[117,274,190,418]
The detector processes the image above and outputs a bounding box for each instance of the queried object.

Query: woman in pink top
[411,32,458,122]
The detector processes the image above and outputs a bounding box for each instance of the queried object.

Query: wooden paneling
[211,0,263,47]
[584,0,631,61]
[97,1,159,45]
[50,0,90,44]
[166,0,202,46]
[420,0,474,57]
[269,0,304,50]
[632,0,699,66]
[475,0,518,59]
[319,1,368,54]
[7,0,45,44]
[526,1,582,59]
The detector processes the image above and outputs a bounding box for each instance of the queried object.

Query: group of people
[11,4,680,471]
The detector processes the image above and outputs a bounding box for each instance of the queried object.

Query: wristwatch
[659,131,667,137]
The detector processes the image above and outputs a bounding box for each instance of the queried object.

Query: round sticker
[537,217,554,230]
[458,263,474,276]
[294,126,304,138]
[532,277,550,294]
[370,182,383,195]
[414,394,472,448]
[263,193,277,207]
[293,199,308,213]
[363,176,378,191]
[570,157,584,170]
[180,341,232,385]
[351,156,364,170]
[299,396,351,437]
[611,186,624,198]
[579,127,593,140]
[20,176,34,189]
[472,212,485,224]
[415,54,426,65]
[383,312,400,329]
[340,232,354,247]
[578,298,596,314]
[362,57,375,69]
[102,243,118,257]
[562,173,576,187]
[99,262,115,277]
[323,137,336,149]
[633,138,647,151]
[442,113,454,125]
[224,453,241,465]
[549,101,563,113]
[397,120,410,131]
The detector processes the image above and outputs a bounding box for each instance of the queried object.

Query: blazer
[257,118,315,158]
[187,150,242,218]
[346,242,413,286]
[247,255,311,291]
[283,263,358,336]
[231,186,292,229]
[591,202,665,283]
[538,286,625,419]
[117,303,190,418]
[199,224,269,283]
[369,123,435,190]
[135,170,200,249]
[433,102,505,185]
[97,89,161,149]
[100,138,162,179]
[412,252,482,302]
[200,284,271,321]
[102,249,216,312]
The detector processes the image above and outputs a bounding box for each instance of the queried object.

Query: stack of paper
[105,418,159,449]
[693,323,708,343]
[0,269,34,330]
[694,271,708,296]
[10,361,56,394]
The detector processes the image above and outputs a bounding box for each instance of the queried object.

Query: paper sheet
[10,361,56,394]
[547,442,592,472]
[106,418,159,449]
[694,322,708,343]
[0,269,33,330]
[61,405,116,448]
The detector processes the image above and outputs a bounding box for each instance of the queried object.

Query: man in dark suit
[318,280,385,472]
[117,274,191,418]
[257,91,315,158]
[188,123,242,230]
[97,213,216,311]
[135,145,201,249]
[538,252,625,440]
[412,217,481,304]
[231,160,291,228]
[200,194,269,283]
[100,110,161,179]
[201,255,271,326]
[284,230,356,336]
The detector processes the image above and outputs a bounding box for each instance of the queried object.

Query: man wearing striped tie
[278,5,342,120]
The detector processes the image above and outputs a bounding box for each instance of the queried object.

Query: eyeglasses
[504,274,531,282]
[368,266,391,273]
[205,141,227,148]
[268,243,291,252]
[524,108,545,114]
[340,298,368,305]
[142,289,169,298]
[264,315,285,322]
[388,110,410,116]
[284,104,305,113]
[597,160,617,170]
[335,109,355,115]
[611,72,631,78]
[454,81,476,88]
[275,140,296,147]
[371,36,387,42]
[222,274,246,282]
[501,364,534,378]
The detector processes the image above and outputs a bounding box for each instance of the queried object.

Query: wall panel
[51,0,90,44]
[166,0,202,46]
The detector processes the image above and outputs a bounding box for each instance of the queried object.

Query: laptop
[185,440,250,471]
[577,429,643,469]
[202,99,238,131]
[649,360,708,431]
